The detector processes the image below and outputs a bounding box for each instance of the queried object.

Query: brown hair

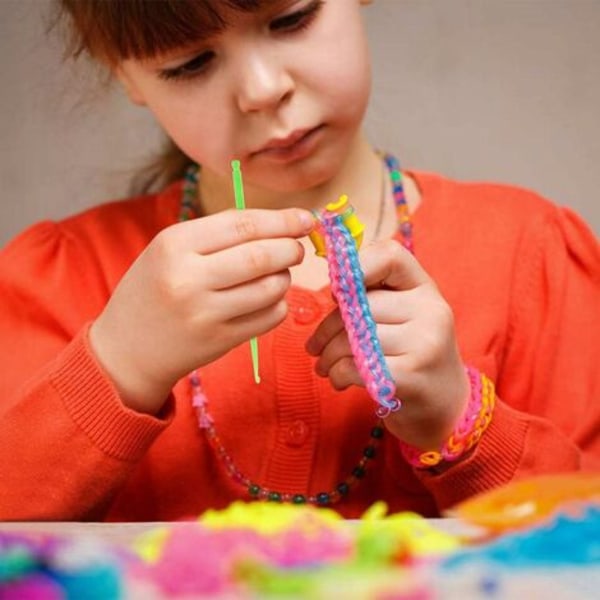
[55,0,262,193]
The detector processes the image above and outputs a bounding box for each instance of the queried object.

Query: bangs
[60,0,264,65]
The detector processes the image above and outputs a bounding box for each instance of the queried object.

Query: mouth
[250,125,324,163]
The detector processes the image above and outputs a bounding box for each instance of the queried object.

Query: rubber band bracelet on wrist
[398,366,496,468]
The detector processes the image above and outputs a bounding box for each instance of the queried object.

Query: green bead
[268,491,282,502]
[391,171,401,181]
[292,494,306,504]
[248,484,260,497]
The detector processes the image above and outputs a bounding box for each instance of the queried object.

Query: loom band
[366,337,384,360]
[452,420,474,439]
[349,335,366,356]
[375,405,392,419]
[348,261,365,284]
[417,451,442,467]
[340,280,364,309]
[363,372,384,392]
[364,354,394,390]
[345,237,365,273]
[376,385,398,406]
[338,275,354,293]
[374,376,395,396]
[366,349,394,386]
[358,345,379,367]
[340,294,357,313]
[359,324,378,349]
[357,299,374,324]
[362,365,393,397]
[322,210,400,414]
[351,304,376,335]
[352,310,369,327]
[371,389,401,414]
[355,289,374,320]
[443,435,467,455]
[366,356,387,379]
[344,284,360,302]
[352,319,369,337]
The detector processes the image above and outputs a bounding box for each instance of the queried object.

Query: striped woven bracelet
[398,366,496,468]
[310,195,401,417]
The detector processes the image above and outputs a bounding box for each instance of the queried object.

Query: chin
[255,146,351,194]
[259,164,335,195]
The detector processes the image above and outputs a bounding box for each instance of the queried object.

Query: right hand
[89,208,314,415]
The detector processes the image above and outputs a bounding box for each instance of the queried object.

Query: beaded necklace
[181,153,413,506]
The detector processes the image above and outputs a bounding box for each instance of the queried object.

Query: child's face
[117,0,372,192]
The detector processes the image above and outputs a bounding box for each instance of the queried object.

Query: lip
[251,125,324,163]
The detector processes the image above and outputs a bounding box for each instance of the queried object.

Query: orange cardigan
[1,171,598,521]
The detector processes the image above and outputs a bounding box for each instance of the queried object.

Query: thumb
[360,239,432,291]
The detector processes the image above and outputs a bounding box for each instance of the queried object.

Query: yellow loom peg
[308,194,366,256]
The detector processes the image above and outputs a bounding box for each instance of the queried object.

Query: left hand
[306,239,469,450]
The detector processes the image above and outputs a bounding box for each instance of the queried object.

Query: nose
[234,49,294,113]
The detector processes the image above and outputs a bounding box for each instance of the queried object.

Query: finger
[227,297,289,340]
[175,208,314,254]
[364,288,416,324]
[305,308,344,356]
[210,271,291,320]
[359,239,432,291]
[306,285,418,356]
[316,321,411,377]
[327,356,363,390]
[202,238,304,289]
[314,328,351,376]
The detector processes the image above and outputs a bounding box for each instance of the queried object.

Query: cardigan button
[291,296,321,325]
[285,420,309,447]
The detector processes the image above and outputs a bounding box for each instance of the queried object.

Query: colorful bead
[316,493,330,505]
[352,466,366,479]
[371,426,385,439]
[336,482,350,496]
[363,446,377,459]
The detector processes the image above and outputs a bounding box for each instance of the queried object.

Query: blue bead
[337,482,350,496]
[316,492,330,505]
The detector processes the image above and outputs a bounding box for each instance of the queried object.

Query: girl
[0,0,598,520]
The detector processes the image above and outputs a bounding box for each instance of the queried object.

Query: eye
[158,51,215,82]
[270,0,324,33]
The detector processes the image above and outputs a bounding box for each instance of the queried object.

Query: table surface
[0,517,476,544]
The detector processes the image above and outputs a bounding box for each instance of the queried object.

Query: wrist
[89,320,173,415]
[398,366,496,470]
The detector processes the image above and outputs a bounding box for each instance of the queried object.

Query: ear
[115,67,147,106]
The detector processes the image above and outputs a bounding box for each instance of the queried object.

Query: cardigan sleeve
[0,222,172,520]
[413,205,600,510]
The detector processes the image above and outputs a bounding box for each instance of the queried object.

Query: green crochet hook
[231,159,261,384]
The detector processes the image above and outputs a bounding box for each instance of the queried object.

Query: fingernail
[298,210,315,232]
